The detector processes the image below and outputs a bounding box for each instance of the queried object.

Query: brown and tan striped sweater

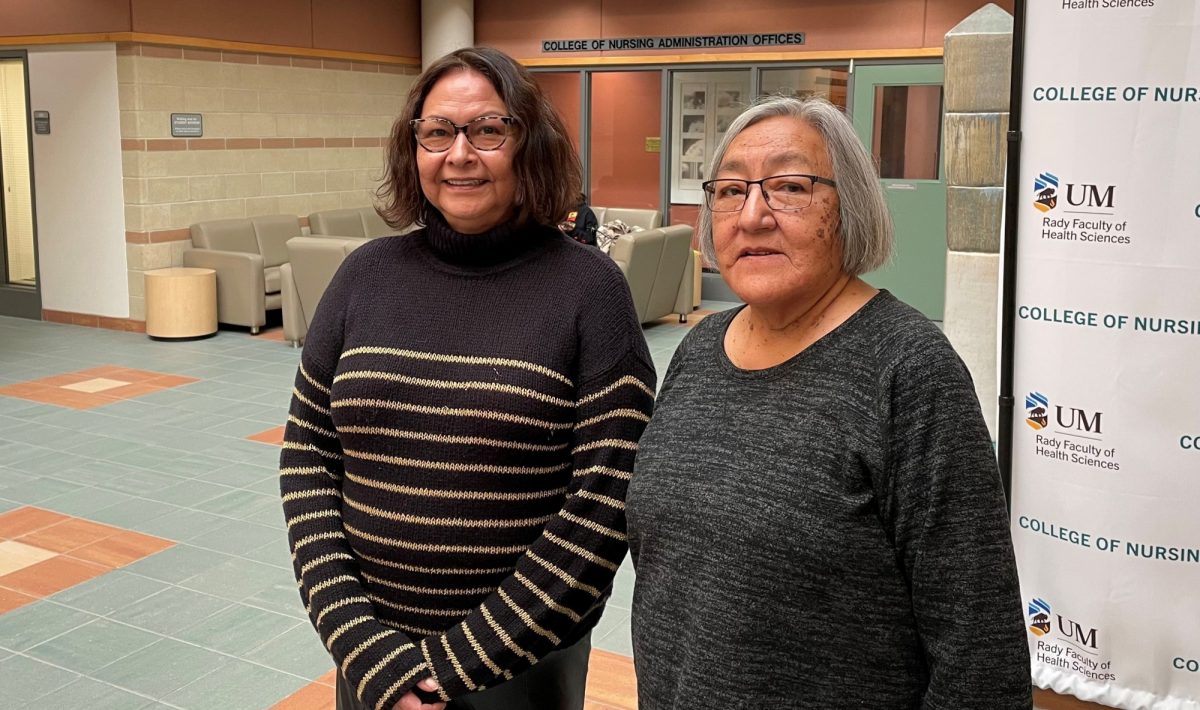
[280,214,655,710]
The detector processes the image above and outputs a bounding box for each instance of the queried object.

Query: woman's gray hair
[697,95,893,276]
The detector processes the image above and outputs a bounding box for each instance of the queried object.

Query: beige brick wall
[117,45,417,320]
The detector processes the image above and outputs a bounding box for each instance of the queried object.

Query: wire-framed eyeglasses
[701,174,838,212]
[409,115,518,153]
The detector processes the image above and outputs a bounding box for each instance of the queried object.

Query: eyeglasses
[701,174,838,212]
[409,115,518,152]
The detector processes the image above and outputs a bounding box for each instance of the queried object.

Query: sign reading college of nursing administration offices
[541,33,804,53]
[1011,2,1200,708]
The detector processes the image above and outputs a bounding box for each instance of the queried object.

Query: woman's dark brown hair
[377,46,582,230]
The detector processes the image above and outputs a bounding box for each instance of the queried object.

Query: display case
[670,71,750,205]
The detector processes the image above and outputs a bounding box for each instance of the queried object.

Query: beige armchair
[182,215,302,333]
[309,207,414,239]
[608,224,695,324]
[591,206,662,230]
[279,236,371,346]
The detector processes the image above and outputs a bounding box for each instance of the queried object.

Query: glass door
[0,53,40,319]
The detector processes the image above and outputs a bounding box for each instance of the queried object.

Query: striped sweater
[280,213,655,710]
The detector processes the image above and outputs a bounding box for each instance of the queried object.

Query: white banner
[1011,2,1200,708]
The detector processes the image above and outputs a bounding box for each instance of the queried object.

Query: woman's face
[416,69,518,234]
[712,116,845,309]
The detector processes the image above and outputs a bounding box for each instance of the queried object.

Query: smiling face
[416,69,518,234]
[712,115,845,309]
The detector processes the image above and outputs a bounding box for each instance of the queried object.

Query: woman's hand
[392,677,445,710]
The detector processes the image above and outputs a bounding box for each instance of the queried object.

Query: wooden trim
[42,309,146,333]
[520,47,943,67]
[125,229,190,244]
[0,31,421,66]
[126,136,388,152]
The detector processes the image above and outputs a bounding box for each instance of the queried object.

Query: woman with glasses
[626,96,1031,708]
[280,47,654,710]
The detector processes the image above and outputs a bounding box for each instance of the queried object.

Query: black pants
[336,633,591,710]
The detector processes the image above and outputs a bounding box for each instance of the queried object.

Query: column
[422,0,474,69]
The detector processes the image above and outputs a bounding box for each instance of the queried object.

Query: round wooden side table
[144,267,217,339]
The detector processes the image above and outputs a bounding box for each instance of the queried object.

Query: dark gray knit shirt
[627,292,1031,709]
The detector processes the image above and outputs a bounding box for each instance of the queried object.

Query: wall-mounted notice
[170,113,203,138]
[32,110,50,134]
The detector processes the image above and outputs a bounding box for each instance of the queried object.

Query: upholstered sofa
[608,224,695,324]
[279,236,372,346]
[591,206,661,230]
[182,214,302,333]
[308,207,414,239]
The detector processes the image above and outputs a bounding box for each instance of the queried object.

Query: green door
[851,63,945,320]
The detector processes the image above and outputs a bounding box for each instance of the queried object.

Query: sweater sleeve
[279,258,431,710]
[418,268,657,700]
[880,345,1032,710]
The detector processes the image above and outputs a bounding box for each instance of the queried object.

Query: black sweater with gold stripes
[280,213,655,710]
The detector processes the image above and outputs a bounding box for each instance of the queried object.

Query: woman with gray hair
[626,96,1031,708]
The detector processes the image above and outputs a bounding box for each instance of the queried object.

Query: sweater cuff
[420,633,475,701]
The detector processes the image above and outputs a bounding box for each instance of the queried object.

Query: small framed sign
[171,113,203,138]
[33,110,50,134]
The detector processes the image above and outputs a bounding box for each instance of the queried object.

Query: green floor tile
[49,570,171,616]
[163,657,310,710]
[243,536,294,569]
[244,623,335,678]
[133,507,234,541]
[189,518,281,556]
[107,444,190,469]
[243,579,308,620]
[38,485,135,518]
[88,497,181,530]
[50,458,145,487]
[0,653,82,706]
[0,601,98,652]
[110,586,232,636]
[94,467,186,496]
[120,544,236,584]
[150,452,238,478]
[0,475,82,503]
[27,618,161,674]
[178,556,295,602]
[18,676,155,710]
[194,488,280,520]
[175,603,301,656]
[92,637,228,698]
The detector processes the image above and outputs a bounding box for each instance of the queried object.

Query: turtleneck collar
[422,210,560,268]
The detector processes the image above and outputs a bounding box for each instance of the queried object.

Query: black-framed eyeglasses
[701,174,838,212]
[409,115,518,152]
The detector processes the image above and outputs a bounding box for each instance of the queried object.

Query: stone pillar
[942,3,1013,440]
[422,0,474,69]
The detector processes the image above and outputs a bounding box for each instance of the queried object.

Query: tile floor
[0,304,732,710]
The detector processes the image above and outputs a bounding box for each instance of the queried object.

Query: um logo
[1065,183,1115,209]
[1058,615,1098,649]
[1056,406,1102,435]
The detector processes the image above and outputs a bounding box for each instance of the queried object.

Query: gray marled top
[628,291,1031,709]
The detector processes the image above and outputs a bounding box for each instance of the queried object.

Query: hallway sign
[541,32,804,53]
[1010,2,1200,708]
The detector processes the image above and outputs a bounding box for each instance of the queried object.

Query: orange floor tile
[0,506,176,611]
[249,425,287,445]
[0,365,199,410]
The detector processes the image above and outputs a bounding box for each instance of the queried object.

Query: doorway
[0,52,40,319]
[851,63,946,320]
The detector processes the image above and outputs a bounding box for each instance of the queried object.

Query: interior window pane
[758,67,850,109]
[871,84,943,180]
